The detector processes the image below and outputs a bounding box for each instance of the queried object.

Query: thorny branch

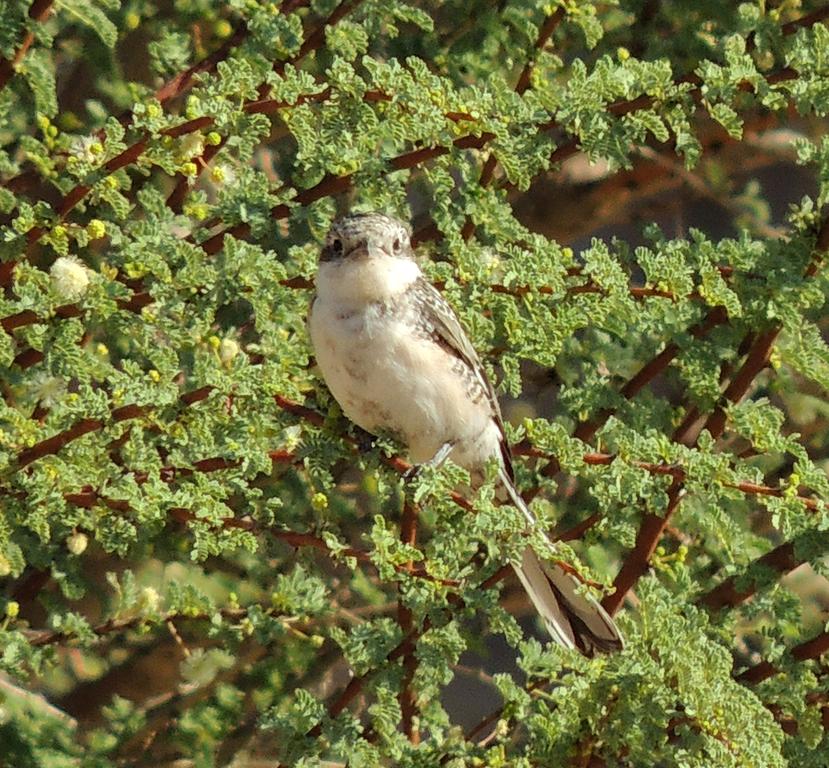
[603,224,825,615]
[0,0,54,91]
[4,2,829,760]
[460,5,566,241]
[397,500,420,744]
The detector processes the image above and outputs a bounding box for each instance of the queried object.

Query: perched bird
[308,212,623,655]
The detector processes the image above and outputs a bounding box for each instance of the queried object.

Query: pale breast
[309,296,496,467]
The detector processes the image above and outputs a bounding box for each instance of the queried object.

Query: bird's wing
[412,279,624,655]
[410,276,513,476]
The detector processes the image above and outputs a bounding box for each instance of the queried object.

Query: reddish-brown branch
[166,0,364,209]
[0,0,54,90]
[297,0,362,61]
[579,450,827,613]
[307,545,520,747]
[1,303,82,332]
[600,211,828,614]
[461,6,565,242]
[571,306,729,447]
[154,20,251,104]
[603,478,683,615]
[697,541,797,611]
[515,7,566,95]
[674,330,756,445]
[303,624,424,744]
[737,630,829,685]
[530,306,729,487]
[556,512,602,542]
[15,385,211,465]
[17,403,148,468]
[779,5,829,36]
[702,328,779,440]
[398,500,420,743]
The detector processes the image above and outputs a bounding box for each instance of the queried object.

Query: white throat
[315,252,421,307]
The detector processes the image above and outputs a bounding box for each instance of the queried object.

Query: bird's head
[321,212,413,263]
[316,212,419,304]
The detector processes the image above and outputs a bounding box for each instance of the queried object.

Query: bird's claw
[402,441,455,482]
[402,464,422,482]
[353,426,377,454]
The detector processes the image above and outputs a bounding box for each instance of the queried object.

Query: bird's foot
[353,426,377,454]
[402,441,456,482]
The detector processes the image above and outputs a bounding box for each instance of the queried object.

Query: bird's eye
[322,238,344,262]
[392,237,402,253]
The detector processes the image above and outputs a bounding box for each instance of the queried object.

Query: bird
[308,211,623,656]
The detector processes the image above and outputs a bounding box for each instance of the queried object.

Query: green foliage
[2,0,829,765]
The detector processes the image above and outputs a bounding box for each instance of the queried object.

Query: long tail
[499,468,623,656]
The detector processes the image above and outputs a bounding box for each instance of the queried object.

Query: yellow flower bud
[86,219,106,239]
[214,19,232,38]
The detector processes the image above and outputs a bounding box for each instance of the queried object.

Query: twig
[24,605,296,646]
[526,306,729,489]
[0,0,54,90]
[570,307,729,447]
[460,5,566,241]
[737,630,829,684]
[398,499,420,743]
[697,540,798,611]
[603,476,684,615]
[602,210,829,613]
[165,0,364,211]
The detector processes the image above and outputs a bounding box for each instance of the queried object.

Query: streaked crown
[321,212,412,262]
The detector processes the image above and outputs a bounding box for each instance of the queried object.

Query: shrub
[2,0,829,765]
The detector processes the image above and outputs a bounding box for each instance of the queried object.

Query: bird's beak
[344,242,368,259]
[345,242,389,260]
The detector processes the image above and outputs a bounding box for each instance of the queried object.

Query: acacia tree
[2,0,829,765]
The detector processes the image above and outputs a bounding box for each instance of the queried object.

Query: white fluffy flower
[178,132,205,159]
[50,256,90,300]
[32,372,66,408]
[70,135,103,163]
